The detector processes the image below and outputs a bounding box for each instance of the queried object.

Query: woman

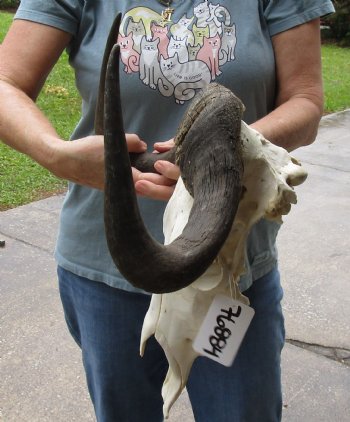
[0,1,334,421]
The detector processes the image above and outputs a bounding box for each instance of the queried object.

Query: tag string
[228,273,238,302]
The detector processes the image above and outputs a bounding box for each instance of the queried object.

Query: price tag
[193,294,255,367]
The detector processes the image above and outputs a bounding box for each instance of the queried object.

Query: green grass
[1,10,350,209]
[0,9,12,39]
[0,11,80,210]
[322,44,350,113]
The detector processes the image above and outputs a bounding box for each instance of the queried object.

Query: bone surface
[140,122,307,418]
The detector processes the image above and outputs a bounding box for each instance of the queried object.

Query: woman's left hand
[134,139,180,201]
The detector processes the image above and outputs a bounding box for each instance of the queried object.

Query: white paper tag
[193,294,255,367]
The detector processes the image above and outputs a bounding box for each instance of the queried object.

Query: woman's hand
[51,133,147,190]
[134,139,180,201]
[51,134,179,200]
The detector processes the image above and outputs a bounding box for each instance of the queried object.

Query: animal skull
[98,13,308,419]
[140,122,307,418]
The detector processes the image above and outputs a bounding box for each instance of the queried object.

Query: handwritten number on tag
[218,306,242,324]
[203,306,242,358]
[193,295,255,366]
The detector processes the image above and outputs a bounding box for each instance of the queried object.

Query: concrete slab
[281,343,350,422]
[296,109,350,172]
[0,233,94,422]
[0,195,62,254]
[278,110,350,350]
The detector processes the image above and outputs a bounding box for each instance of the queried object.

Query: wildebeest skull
[97,14,308,418]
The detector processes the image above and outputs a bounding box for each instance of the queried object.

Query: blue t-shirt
[16,0,334,293]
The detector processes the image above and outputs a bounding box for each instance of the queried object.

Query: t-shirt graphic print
[118,0,236,104]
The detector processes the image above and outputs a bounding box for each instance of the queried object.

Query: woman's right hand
[50,133,147,190]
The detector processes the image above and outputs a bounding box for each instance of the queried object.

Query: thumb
[126,133,147,153]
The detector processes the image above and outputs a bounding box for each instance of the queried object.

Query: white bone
[140,122,307,418]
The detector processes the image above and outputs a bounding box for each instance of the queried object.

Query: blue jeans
[58,266,284,422]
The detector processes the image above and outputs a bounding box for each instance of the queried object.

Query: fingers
[126,133,147,153]
[135,171,176,186]
[154,160,180,181]
[135,180,175,201]
[129,139,180,201]
[132,162,179,201]
[153,138,175,152]
[126,135,175,154]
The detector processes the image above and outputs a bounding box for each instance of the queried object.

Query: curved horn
[95,13,122,136]
[104,43,244,293]
[95,13,175,171]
